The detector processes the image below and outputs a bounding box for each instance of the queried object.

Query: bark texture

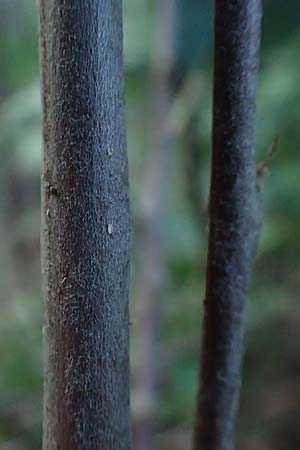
[39,2,131,450]
[193,1,262,450]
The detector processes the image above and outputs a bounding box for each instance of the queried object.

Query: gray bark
[193,1,262,450]
[39,1,131,450]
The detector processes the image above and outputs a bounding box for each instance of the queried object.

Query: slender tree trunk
[134,2,176,449]
[193,2,262,450]
[39,2,131,450]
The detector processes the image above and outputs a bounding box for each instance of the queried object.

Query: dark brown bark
[39,2,131,450]
[193,2,262,450]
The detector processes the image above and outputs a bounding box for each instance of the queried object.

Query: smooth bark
[39,1,131,450]
[193,1,262,450]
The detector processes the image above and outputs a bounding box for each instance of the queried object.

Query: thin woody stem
[193,2,262,450]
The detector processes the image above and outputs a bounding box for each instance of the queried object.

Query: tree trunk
[39,2,131,450]
[193,1,262,450]
[134,2,177,449]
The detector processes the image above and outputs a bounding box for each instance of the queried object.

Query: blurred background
[0,0,300,449]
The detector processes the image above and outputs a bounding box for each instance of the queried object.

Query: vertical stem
[193,2,262,450]
[39,2,131,450]
[134,1,176,449]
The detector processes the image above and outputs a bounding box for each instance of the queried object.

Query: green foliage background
[0,1,299,449]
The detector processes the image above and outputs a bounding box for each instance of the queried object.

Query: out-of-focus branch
[133,2,177,450]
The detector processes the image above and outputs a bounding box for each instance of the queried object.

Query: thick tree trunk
[193,2,262,450]
[39,2,131,450]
